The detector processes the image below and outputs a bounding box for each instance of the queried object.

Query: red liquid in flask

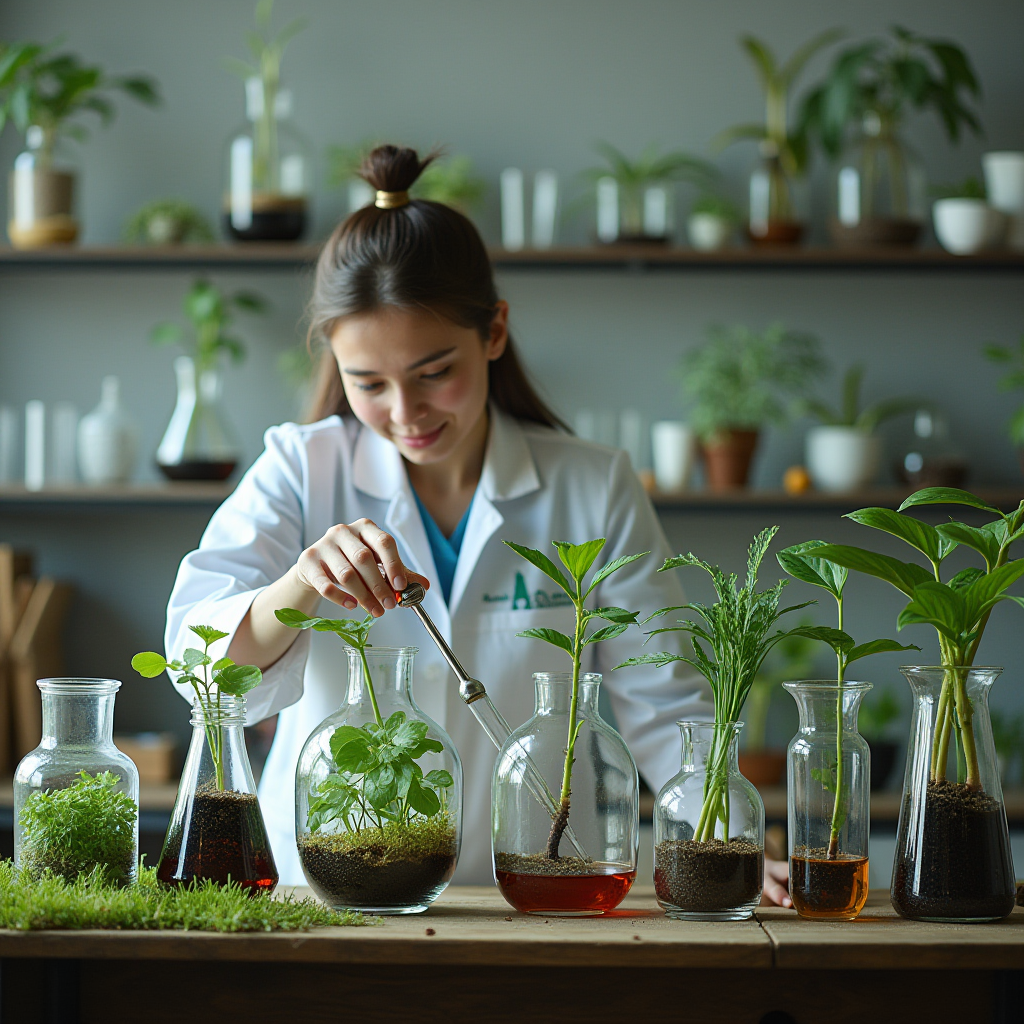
[496,864,635,915]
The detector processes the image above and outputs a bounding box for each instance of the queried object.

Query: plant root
[546,799,570,859]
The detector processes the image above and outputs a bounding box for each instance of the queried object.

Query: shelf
[0,244,1021,272]
[0,482,234,507]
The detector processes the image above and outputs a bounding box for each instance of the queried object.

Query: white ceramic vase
[806,426,881,493]
[77,376,137,485]
[651,421,696,491]
[933,198,1004,255]
[983,152,1024,250]
[687,213,733,251]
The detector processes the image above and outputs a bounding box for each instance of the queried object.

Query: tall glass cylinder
[14,678,138,884]
[653,721,764,920]
[295,647,462,915]
[784,680,871,920]
[891,666,1014,922]
[159,694,277,894]
[492,673,638,916]
[7,126,79,249]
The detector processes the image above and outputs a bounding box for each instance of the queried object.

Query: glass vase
[830,112,926,248]
[653,721,763,921]
[747,141,805,246]
[224,78,309,241]
[784,680,871,920]
[595,177,674,245]
[7,126,79,249]
[14,678,139,885]
[891,667,1015,923]
[155,356,240,481]
[295,646,462,915]
[158,694,278,894]
[492,672,638,916]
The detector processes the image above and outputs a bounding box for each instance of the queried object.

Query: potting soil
[654,838,763,912]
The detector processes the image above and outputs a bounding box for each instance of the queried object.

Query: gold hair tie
[375,189,410,210]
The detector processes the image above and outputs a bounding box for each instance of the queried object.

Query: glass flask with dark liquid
[158,694,277,894]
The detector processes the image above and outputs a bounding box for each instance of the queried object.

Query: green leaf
[614,652,684,670]
[554,538,606,582]
[961,560,1024,626]
[131,652,167,678]
[424,769,453,788]
[392,719,429,750]
[406,777,441,817]
[585,552,648,596]
[812,544,932,598]
[150,322,183,347]
[183,648,209,669]
[383,710,406,737]
[811,764,838,794]
[331,738,374,774]
[504,541,572,597]
[588,606,640,624]
[516,627,574,655]
[189,625,229,645]
[329,726,368,761]
[897,582,968,643]
[777,540,848,598]
[898,488,1000,514]
[936,522,1000,568]
[583,622,629,646]
[844,507,953,563]
[212,657,234,672]
[948,567,986,592]
[364,765,397,809]
[215,663,261,696]
[789,625,854,656]
[405,737,444,758]
[845,638,921,664]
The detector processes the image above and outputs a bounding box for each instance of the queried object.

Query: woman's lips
[397,424,445,449]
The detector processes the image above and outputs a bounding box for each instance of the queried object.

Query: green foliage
[985,335,1024,447]
[745,625,819,752]
[223,0,306,93]
[0,861,366,931]
[799,364,922,433]
[0,40,159,155]
[690,192,741,222]
[798,26,982,158]
[122,199,214,245]
[582,141,718,189]
[859,688,901,740]
[150,278,268,375]
[680,323,826,440]
[20,772,136,886]
[930,177,986,200]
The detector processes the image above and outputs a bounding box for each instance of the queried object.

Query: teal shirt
[412,490,474,605]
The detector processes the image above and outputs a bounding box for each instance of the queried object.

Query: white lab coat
[165,407,711,885]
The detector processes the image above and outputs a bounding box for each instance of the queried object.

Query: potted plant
[985,334,1024,474]
[150,278,268,480]
[717,29,843,246]
[493,539,644,915]
[858,688,903,791]
[123,199,214,245]
[132,626,278,894]
[223,0,309,241]
[932,178,1004,255]
[801,364,922,492]
[277,610,461,914]
[680,323,825,491]
[620,527,814,920]
[0,41,159,248]
[582,142,717,244]
[814,488,1022,921]
[687,193,740,251]
[799,27,982,247]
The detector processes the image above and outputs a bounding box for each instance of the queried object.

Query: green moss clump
[20,771,137,886]
[0,861,371,932]
[300,815,457,861]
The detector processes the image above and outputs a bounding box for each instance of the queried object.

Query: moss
[300,815,457,863]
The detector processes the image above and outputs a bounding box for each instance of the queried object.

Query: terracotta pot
[738,749,786,787]
[701,429,759,491]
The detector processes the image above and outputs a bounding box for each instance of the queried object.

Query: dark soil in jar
[158,788,278,895]
[654,838,763,912]
[790,848,869,917]
[298,818,457,909]
[493,852,595,876]
[892,780,1015,920]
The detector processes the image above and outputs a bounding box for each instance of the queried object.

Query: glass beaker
[295,647,462,915]
[492,672,639,916]
[784,680,871,920]
[158,694,278,894]
[653,721,764,921]
[891,667,1015,923]
[14,678,139,885]
[7,125,79,249]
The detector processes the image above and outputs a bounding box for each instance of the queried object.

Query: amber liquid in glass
[495,865,635,915]
[790,854,869,919]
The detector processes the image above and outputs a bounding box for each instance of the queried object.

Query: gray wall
[0,0,1022,753]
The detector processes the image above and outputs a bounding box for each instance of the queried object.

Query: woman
[165,145,790,905]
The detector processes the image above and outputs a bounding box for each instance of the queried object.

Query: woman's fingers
[348,518,413,591]
[295,549,359,610]
[761,857,792,908]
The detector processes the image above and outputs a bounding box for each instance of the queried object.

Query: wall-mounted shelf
[0,244,1021,272]
[0,483,234,508]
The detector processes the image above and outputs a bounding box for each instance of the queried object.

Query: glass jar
[156,356,240,481]
[830,112,926,248]
[747,141,805,246]
[653,721,763,920]
[14,678,138,885]
[159,694,278,894]
[893,409,969,490]
[784,681,871,920]
[295,647,462,915]
[891,667,1015,922]
[224,78,309,241]
[492,672,638,916]
[595,177,674,244]
[7,126,79,249]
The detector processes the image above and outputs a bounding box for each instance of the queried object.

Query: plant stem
[827,596,846,860]
[358,646,384,728]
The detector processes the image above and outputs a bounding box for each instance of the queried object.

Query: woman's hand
[761,857,792,908]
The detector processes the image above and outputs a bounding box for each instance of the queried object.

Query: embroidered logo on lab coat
[483,572,573,609]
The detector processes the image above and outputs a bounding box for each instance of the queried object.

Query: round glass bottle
[7,125,79,249]
[295,647,462,915]
[784,681,871,920]
[654,721,764,921]
[492,672,638,916]
[891,667,1015,923]
[14,678,139,885]
[223,78,309,241]
[159,694,278,894]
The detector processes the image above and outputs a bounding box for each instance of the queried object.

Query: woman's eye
[354,381,384,393]
[422,366,452,381]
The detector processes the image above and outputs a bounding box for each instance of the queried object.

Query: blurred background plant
[991,709,1024,785]
[800,363,922,433]
[985,334,1024,450]
[744,627,818,754]
[123,199,213,245]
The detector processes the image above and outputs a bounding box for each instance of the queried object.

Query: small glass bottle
[492,672,639,916]
[654,721,764,921]
[7,125,79,249]
[747,140,805,246]
[14,678,139,885]
[159,694,278,894]
[295,647,462,915]
[784,680,871,920]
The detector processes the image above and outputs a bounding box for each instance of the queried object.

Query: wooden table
[1,887,1021,1024]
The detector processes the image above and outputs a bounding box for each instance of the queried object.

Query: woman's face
[329,303,508,466]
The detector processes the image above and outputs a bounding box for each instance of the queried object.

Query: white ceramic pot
[806,426,881,493]
[77,376,137,485]
[651,421,696,491]
[983,152,1024,250]
[687,213,733,251]
[933,198,1003,255]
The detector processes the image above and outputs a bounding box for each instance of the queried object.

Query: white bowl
[806,426,881,493]
[687,213,733,251]
[933,198,1003,255]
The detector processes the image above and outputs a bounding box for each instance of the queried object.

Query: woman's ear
[486,301,510,361]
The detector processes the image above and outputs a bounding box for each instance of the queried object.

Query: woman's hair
[306,144,566,430]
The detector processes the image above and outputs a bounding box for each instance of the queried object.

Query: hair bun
[359,145,435,194]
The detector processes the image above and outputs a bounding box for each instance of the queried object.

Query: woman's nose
[390,386,424,425]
